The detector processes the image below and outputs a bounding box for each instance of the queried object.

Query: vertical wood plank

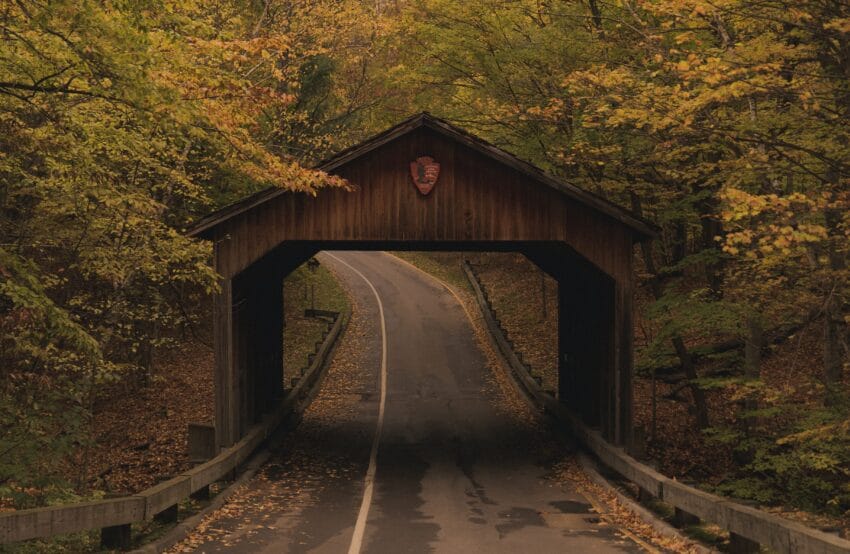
[214,276,234,448]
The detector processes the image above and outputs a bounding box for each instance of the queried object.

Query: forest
[1,0,848,545]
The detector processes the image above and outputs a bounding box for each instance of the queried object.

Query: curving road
[173,251,647,553]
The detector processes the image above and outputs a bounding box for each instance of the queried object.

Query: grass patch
[390,252,472,292]
[0,532,99,554]
[682,524,728,549]
[283,259,350,388]
[392,251,558,393]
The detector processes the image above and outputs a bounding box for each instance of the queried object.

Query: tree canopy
[0,0,390,506]
[1,0,848,521]
[395,0,850,512]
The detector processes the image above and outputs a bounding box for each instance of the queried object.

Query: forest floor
[75,260,348,497]
[394,251,850,541]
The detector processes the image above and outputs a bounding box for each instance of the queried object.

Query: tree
[0,0,375,505]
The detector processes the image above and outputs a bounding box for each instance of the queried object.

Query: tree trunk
[824,306,842,385]
[823,192,847,390]
[587,0,603,31]
[651,367,657,442]
[670,220,687,273]
[671,335,710,429]
[744,316,763,379]
[699,201,725,299]
[630,191,710,429]
[740,315,763,452]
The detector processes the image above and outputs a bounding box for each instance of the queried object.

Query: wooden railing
[0,306,349,546]
[461,261,850,554]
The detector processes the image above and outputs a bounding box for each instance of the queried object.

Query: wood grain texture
[190,113,656,241]
[211,126,638,284]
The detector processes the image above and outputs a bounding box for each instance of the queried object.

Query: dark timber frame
[189,113,656,451]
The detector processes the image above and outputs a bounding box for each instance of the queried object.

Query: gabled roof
[187,112,658,239]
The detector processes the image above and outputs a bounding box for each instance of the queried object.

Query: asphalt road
[174,251,646,554]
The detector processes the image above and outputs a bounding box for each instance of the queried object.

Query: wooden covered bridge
[189,113,656,451]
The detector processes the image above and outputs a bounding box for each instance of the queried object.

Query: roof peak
[188,112,658,240]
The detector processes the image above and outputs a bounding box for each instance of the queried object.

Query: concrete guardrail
[0,305,350,547]
[461,260,850,554]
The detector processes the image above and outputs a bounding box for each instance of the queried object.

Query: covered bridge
[189,113,656,451]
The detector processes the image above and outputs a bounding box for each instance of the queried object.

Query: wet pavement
[171,251,646,553]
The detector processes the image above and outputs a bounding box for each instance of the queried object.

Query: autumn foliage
[398,0,850,519]
[0,0,848,530]
[0,0,385,508]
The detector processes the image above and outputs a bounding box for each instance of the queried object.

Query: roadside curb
[386,254,704,551]
[576,454,717,554]
[130,447,272,554]
[456,259,710,553]
[130,304,351,553]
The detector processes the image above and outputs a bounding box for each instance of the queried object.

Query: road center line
[324,252,388,554]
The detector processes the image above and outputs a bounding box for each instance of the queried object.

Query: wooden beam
[616,277,634,448]
[234,279,248,439]
[213,277,235,449]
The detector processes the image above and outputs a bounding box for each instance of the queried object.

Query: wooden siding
[212,127,634,283]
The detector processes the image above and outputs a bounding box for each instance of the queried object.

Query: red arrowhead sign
[410,156,440,195]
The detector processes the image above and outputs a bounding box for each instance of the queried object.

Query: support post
[244,274,256,427]
[234,281,249,439]
[616,266,635,448]
[188,423,216,463]
[269,274,284,406]
[637,487,654,503]
[254,270,283,415]
[557,280,571,406]
[214,278,236,449]
[154,504,178,524]
[599,276,616,442]
[188,422,215,501]
[631,425,647,459]
[191,485,210,501]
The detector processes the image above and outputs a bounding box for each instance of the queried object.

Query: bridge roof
[188,112,657,240]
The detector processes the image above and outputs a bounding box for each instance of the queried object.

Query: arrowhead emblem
[410,156,440,195]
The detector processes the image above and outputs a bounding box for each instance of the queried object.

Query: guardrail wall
[0,306,349,547]
[461,260,850,554]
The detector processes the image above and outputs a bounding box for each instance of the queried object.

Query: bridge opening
[231,241,619,451]
[280,248,564,395]
[198,246,640,552]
